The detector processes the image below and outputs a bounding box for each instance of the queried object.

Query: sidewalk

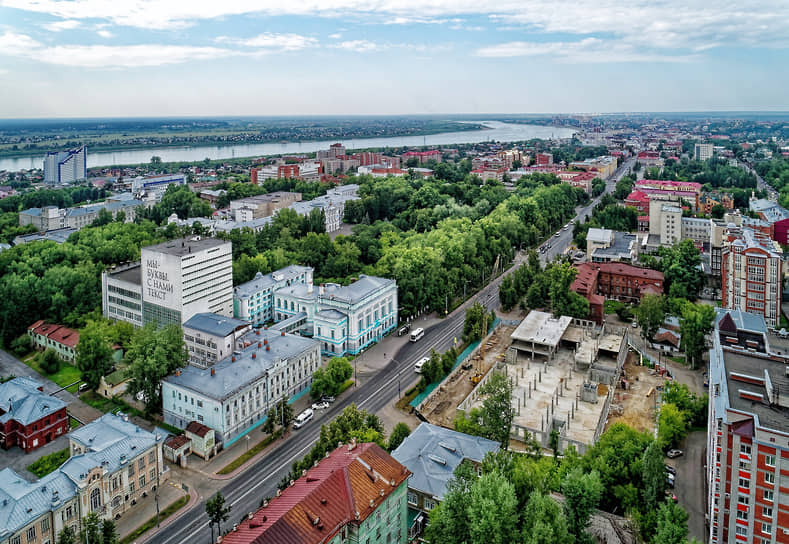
[189,430,293,480]
[116,479,194,543]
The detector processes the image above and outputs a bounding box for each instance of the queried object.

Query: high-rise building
[102,237,233,327]
[707,309,789,544]
[695,142,714,161]
[43,146,87,184]
[721,226,783,328]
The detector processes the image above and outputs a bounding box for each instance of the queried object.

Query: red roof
[570,262,598,296]
[185,421,212,438]
[28,321,79,349]
[164,435,191,450]
[221,443,410,544]
[625,190,650,203]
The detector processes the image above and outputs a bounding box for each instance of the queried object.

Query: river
[0,121,576,172]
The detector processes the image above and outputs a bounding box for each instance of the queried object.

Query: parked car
[665,464,676,475]
[293,408,314,429]
[320,395,335,404]
[311,401,330,410]
[667,449,683,458]
[666,475,675,488]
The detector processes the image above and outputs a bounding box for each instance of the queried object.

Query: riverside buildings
[43,147,86,184]
[102,237,233,327]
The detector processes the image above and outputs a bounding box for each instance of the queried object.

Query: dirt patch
[605,354,663,434]
[418,326,515,428]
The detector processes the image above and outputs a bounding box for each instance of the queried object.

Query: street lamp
[246,434,250,452]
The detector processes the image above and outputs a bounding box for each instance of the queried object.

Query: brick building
[0,377,68,453]
[571,262,664,323]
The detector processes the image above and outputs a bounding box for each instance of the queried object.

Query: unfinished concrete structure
[460,311,628,454]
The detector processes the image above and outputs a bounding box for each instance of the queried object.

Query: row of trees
[499,252,590,319]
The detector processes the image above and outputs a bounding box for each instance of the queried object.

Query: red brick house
[571,262,665,323]
[0,377,68,453]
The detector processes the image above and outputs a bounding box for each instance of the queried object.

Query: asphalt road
[156,158,636,544]
[671,430,706,542]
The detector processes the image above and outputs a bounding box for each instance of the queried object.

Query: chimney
[264,339,268,345]
[211,368,215,376]
[232,356,236,362]
[256,329,260,336]
[281,331,285,336]
[258,342,262,348]
[266,345,270,351]
[252,353,256,359]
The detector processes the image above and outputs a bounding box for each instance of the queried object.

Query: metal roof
[183,312,249,338]
[391,422,499,501]
[0,377,66,426]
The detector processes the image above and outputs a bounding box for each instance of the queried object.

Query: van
[293,408,314,429]
[414,357,430,373]
[78,383,89,393]
[410,327,425,342]
[398,324,411,337]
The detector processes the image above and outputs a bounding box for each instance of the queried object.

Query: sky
[0,0,788,118]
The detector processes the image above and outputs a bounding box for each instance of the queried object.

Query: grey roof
[144,236,228,257]
[593,232,636,259]
[14,228,78,245]
[234,266,313,300]
[19,207,42,216]
[70,412,163,453]
[0,377,66,426]
[587,228,613,244]
[183,313,249,337]
[750,198,780,213]
[320,275,396,305]
[0,468,77,539]
[715,307,768,334]
[314,309,347,321]
[391,422,499,501]
[164,329,319,401]
[511,310,572,347]
[107,262,142,286]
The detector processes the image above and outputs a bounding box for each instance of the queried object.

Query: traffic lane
[670,430,706,542]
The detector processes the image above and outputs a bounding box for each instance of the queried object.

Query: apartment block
[44,147,87,184]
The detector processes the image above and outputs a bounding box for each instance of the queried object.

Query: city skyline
[1,0,788,118]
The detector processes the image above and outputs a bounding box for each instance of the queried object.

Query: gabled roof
[391,423,499,501]
[0,468,77,539]
[0,377,66,426]
[185,421,212,437]
[715,308,767,335]
[220,443,410,544]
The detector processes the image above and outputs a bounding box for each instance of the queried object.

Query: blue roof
[715,307,768,334]
[0,377,66,426]
[164,329,319,401]
[391,422,499,501]
[233,265,312,299]
[0,468,77,539]
[183,312,249,337]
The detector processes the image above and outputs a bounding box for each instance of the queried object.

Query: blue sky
[0,0,787,117]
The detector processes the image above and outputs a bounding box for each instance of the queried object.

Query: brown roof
[185,420,212,437]
[164,435,191,450]
[654,330,680,347]
[27,321,80,348]
[220,442,410,544]
[595,262,664,282]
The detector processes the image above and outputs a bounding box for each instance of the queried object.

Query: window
[150,469,156,481]
[763,506,773,517]
[90,487,101,511]
[762,522,772,535]
[41,517,49,533]
[741,444,752,456]
[735,526,747,537]
[65,506,73,520]
[764,489,774,502]
[11,537,20,544]
[148,451,155,464]
[128,464,135,477]
[27,527,36,542]
[197,400,203,408]
[764,472,775,484]
[424,498,436,510]
[765,454,776,467]
[738,477,750,488]
[129,482,135,493]
[738,495,750,505]
[139,475,146,488]
[138,458,145,471]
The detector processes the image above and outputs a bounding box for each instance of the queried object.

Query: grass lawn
[216,429,283,475]
[604,300,625,314]
[337,379,354,396]
[119,495,189,544]
[24,356,82,392]
[69,417,81,429]
[27,448,69,477]
[396,385,420,411]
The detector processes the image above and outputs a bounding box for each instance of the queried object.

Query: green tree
[679,302,715,369]
[387,422,411,452]
[662,381,708,427]
[40,348,61,375]
[424,461,477,544]
[75,320,114,390]
[463,302,495,343]
[658,403,687,450]
[56,526,77,544]
[101,519,118,544]
[467,471,518,544]
[310,357,353,399]
[521,492,572,544]
[548,262,589,319]
[479,372,514,448]
[91,208,114,227]
[206,492,232,542]
[710,203,726,219]
[267,397,294,432]
[641,441,666,511]
[125,323,187,414]
[653,500,690,544]
[635,294,666,342]
[81,511,101,544]
[561,467,602,544]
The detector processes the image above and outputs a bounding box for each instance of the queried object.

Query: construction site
[415,324,516,428]
[605,350,663,434]
[417,310,631,454]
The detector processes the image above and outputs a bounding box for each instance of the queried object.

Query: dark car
[665,464,676,475]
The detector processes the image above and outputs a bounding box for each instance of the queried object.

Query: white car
[414,357,430,373]
[311,401,330,410]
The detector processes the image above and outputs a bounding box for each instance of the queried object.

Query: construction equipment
[470,372,483,385]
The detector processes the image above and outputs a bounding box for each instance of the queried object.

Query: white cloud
[0,32,233,67]
[216,32,317,51]
[476,38,697,63]
[41,19,80,31]
[328,33,343,39]
[96,29,113,38]
[331,40,380,52]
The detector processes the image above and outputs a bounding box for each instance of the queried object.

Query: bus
[410,327,424,342]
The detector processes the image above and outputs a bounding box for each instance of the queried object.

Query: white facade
[162,329,321,444]
[102,263,144,326]
[44,147,87,184]
[131,174,186,202]
[182,313,251,369]
[141,237,233,326]
[648,198,683,245]
[275,275,398,356]
[233,266,313,325]
[694,143,714,161]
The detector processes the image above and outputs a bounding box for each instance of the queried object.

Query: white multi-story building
[648,198,683,245]
[233,265,313,325]
[131,174,186,202]
[102,237,233,327]
[162,329,320,444]
[695,142,714,161]
[19,199,143,233]
[275,275,398,356]
[44,147,87,184]
[182,312,251,369]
